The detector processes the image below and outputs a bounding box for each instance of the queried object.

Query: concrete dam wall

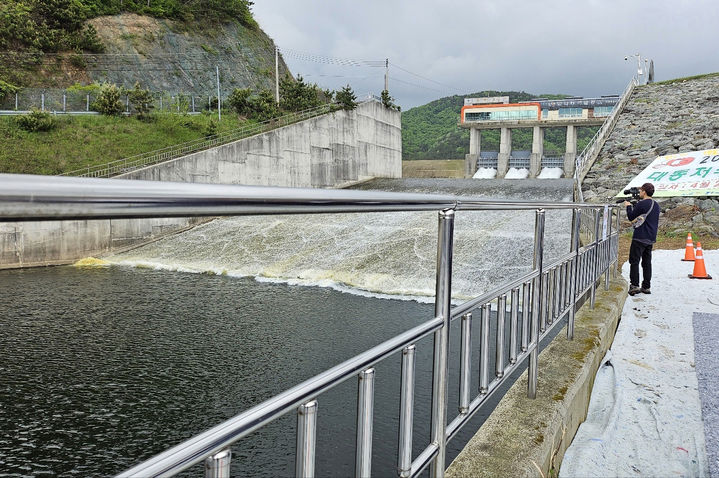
[0,100,402,269]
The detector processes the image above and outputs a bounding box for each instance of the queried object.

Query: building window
[558,107,582,118]
[594,106,614,117]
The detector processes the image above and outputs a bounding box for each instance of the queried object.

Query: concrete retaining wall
[0,101,401,269]
[119,100,401,186]
[447,276,628,477]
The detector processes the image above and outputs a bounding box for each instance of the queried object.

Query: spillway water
[0,178,575,476]
[110,179,575,302]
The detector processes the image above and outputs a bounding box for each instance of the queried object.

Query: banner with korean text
[617,149,719,197]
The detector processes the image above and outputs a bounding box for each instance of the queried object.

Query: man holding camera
[623,182,660,296]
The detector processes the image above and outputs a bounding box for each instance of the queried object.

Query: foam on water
[109,179,575,302]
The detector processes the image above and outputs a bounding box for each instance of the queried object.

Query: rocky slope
[582,74,719,237]
[86,14,290,95]
[14,13,291,95]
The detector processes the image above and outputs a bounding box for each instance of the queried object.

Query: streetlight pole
[625,53,644,84]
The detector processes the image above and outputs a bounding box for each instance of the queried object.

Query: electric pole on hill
[275,46,280,105]
[384,58,389,92]
[216,65,221,122]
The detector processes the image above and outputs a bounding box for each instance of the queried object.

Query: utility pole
[216,64,221,122]
[275,46,280,105]
[384,58,389,92]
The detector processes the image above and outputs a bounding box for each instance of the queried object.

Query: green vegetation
[15,110,56,132]
[0,0,257,89]
[653,72,719,85]
[401,91,598,160]
[335,84,357,110]
[0,112,247,175]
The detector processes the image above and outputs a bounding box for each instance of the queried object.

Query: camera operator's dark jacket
[627,198,660,244]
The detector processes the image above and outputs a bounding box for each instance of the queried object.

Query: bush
[126,82,154,119]
[381,89,400,111]
[227,87,252,116]
[0,79,18,101]
[92,83,124,116]
[335,84,357,110]
[16,110,56,132]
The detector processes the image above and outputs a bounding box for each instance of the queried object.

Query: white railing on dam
[574,76,639,196]
[0,174,620,477]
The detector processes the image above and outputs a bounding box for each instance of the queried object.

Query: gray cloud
[252,0,719,109]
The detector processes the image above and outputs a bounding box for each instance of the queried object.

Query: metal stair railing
[574,76,638,200]
[0,174,620,478]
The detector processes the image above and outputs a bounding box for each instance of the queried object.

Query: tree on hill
[335,84,357,110]
[279,74,323,112]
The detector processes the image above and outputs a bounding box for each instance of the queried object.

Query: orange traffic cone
[688,242,712,279]
[681,233,696,261]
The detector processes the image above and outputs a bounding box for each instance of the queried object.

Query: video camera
[615,187,641,204]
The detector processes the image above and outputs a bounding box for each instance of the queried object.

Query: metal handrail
[574,75,638,191]
[0,175,620,478]
[58,104,336,179]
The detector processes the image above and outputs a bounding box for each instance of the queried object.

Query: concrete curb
[447,275,628,477]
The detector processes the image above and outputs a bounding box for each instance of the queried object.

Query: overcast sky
[251,0,719,110]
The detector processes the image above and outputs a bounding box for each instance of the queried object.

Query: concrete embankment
[447,275,628,477]
[0,101,401,269]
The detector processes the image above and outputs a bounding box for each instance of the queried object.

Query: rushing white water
[109,179,574,302]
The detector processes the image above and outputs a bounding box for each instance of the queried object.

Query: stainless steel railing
[0,174,620,478]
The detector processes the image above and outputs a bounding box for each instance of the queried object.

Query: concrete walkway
[560,249,719,477]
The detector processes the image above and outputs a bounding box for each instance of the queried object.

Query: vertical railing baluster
[495,295,507,378]
[204,448,232,478]
[591,208,601,309]
[521,281,530,352]
[356,369,375,478]
[398,345,416,478]
[509,288,519,364]
[459,313,472,414]
[528,209,545,399]
[605,206,612,290]
[546,270,555,326]
[554,266,561,319]
[479,304,490,393]
[540,272,548,333]
[430,209,454,478]
[296,400,318,478]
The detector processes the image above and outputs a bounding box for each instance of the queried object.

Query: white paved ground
[560,248,719,477]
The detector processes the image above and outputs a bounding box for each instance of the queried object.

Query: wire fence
[0,88,226,115]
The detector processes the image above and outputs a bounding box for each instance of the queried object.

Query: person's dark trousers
[629,240,653,289]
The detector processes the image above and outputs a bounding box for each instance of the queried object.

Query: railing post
[204,448,232,478]
[591,208,601,309]
[614,207,621,278]
[356,368,375,478]
[528,209,545,399]
[296,400,318,478]
[568,208,581,339]
[604,206,611,290]
[459,313,472,413]
[430,208,454,478]
[479,304,490,393]
[509,288,519,364]
[495,294,506,378]
[398,345,416,478]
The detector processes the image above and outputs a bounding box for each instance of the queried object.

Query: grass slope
[0,113,245,175]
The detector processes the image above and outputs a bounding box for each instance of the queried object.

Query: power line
[391,62,463,92]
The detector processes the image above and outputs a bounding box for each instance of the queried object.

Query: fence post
[430,208,454,478]
[604,206,611,290]
[41,93,45,112]
[204,448,231,478]
[356,368,375,478]
[63,94,66,113]
[15,92,18,111]
[528,209,545,399]
[192,96,195,113]
[86,94,90,112]
[591,209,600,309]
[296,400,318,478]
[568,208,581,340]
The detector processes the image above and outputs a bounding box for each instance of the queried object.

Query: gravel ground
[693,312,719,478]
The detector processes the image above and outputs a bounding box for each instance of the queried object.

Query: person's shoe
[629,285,641,296]
[641,287,651,294]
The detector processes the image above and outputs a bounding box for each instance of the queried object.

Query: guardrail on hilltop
[574,76,638,200]
[0,175,620,478]
[60,103,338,179]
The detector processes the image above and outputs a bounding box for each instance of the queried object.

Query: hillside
[401,91,598,160]
[0,0,289,95]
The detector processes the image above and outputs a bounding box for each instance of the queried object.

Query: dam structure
[0,77,644,476]
[0,173,619,477]
[461,95,620,179]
